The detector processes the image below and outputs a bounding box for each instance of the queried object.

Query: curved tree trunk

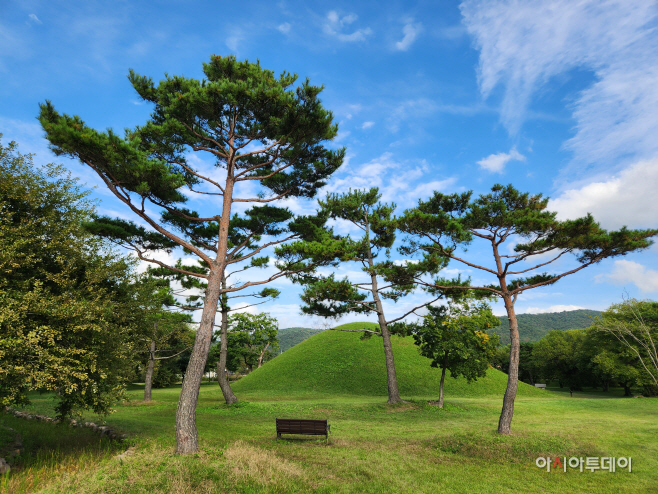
[144,340,156,402]
[217,288,237,404]
[498,295,519,434]
[257,342,270,368]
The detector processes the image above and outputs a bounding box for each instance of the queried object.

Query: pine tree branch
[82,158,214,265]
[386,296,442,324]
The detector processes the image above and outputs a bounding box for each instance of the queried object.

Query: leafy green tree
[39,56,343,453]
[286,188,442,404]
[518,342,537,385]
[398,184,657,433]
[532,330,591,394]
[590,299,658,394]
[211,312,279,372]
[491,344,510,374]
[140,309,195,401]
[0,138,142,417]
[401,299,499,408]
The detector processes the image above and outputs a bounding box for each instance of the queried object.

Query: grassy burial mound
[233,322,542,400]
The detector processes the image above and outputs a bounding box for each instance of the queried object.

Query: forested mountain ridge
[493,309,602,345]
[278,311,602,351]
[277,327,325,352]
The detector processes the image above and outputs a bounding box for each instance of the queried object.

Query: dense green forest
[493,309,601,345]
[277,327,325,352]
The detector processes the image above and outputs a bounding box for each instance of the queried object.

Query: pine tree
[283,188,443,404]
[39,56,344,454]
[398,184,657,433]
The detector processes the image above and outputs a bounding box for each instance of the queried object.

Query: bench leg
[277,433,281,439]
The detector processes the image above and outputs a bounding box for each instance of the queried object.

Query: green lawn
[2,329,657,493]
[3,384,657,493]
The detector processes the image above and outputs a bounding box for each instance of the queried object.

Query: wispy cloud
[461,0,658,175]
[395,20,422,51]
[326,152,456,207]
[603,260,658,293]
[28,14,42,25]
[225,29,244,53]
[277,22,291,34]
[476,147,525,173]
[361,121,375,129]
[323,11,372,42]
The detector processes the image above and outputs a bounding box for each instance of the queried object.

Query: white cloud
[476,147,525,173]
[225,30,244,53]
[550,157,658,229]
[395,21,422,51]
[28,14,42,24]
[603,260,658,293]
[325,152,455,207]
[323,11,372,42]
[277,22,291,34]
[461,0,658,174]
[361,121,375,129]
[524,305,586,314]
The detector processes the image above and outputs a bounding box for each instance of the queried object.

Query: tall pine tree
[398,184,657,433]
[39,56,344,454]
[283,188,443,404]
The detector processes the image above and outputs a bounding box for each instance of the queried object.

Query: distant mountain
[493,309,602,345]
[277,327,325,353]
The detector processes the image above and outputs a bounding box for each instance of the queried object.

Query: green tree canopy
[209,312,279,373]
[0,138,144,416]
[397,298,499,408]
[590,298,658,394]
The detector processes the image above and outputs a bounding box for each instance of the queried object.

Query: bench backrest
[534,384,547,388]
[276,418,328,435]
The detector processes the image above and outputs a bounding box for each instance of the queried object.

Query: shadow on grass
[0,414,127,493]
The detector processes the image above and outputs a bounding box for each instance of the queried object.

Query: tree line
[492,299,658,397]
[2,54,656,454]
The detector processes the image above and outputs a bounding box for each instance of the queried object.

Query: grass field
[1,329,657,493]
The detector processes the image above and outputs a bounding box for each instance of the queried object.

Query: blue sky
[2,0,658,328]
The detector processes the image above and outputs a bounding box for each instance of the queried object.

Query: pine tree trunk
[438,350,448,409]
[217,289,237,404]
[144,341,156,402]
[175,268,223,454]
[498,295,520,434]
[370,272,402,404]
[175,173,235,455]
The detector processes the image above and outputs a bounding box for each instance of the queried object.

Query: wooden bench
[276,418,330,439]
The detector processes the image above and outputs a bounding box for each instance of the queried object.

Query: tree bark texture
[144,340,156,402]
[216,290,237,404]
[175,269,223,454]
[438,351,448,409]
[498,295,519,434]
[175,172,235,454]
